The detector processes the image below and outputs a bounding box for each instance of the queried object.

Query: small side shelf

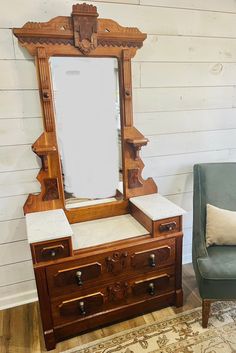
[32,132,57,155]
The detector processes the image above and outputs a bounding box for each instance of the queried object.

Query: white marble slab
[130,193,186,221]
[72,214,149,249]
[26,209,73,244]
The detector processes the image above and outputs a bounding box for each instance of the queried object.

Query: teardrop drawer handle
[79,301,86,315]
[76,271,83,286]
[149,253,156,267]
[148,282,155,296]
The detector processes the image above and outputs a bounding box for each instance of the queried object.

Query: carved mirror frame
[13,3,157,223]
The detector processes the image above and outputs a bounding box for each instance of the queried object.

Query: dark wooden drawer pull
[76,271,83,286]
[148,282,155,296]
[41,244,64,257]
[149,253,156,267]
[159,221,177,232]
[79,301,86,315]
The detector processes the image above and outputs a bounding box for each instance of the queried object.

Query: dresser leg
[175,289,183,307]
[44,329,56,351]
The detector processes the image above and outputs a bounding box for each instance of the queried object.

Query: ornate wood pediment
[13,3,146,54]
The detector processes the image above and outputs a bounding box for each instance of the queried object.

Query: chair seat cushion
[196,246,236,299]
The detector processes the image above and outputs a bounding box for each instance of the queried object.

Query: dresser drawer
[51,267,175,326]
[47,262,102,296]
[53,292,104,326]
[154,216,181,236]
[46,238,176,298]
[132,273,174,298]
[131,238,175,271]
[31,237,72,264]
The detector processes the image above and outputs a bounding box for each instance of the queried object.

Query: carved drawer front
[47,262,102,297]
[131,238,175,271]
[53,292,104,326]
[31,237,72,264]
[132,272,175,298]
[154,216,181,236]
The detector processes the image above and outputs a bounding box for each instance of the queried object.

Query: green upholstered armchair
[192,162,236,327]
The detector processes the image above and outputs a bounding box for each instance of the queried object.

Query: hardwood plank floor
[0,263,201,353]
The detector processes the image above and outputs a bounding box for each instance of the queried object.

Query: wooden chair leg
[202,299,211,328]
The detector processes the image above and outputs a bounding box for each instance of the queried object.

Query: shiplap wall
[1,0,236,309]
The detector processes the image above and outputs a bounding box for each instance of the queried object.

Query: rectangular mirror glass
[50,57,122,209]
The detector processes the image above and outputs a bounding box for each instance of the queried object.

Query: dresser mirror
[50,56,122,209]
[13,2,157,223]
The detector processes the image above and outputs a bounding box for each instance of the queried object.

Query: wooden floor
[0,263,201,353]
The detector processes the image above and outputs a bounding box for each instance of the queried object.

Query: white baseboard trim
[0,289,38,310]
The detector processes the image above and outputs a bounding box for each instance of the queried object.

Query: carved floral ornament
[13,3,146,54]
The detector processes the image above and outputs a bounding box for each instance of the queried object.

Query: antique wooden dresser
[13,3,185,350]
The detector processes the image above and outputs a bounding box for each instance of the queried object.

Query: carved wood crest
[72,4,98,54]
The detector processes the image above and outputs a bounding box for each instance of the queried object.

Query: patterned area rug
[65,302,236,353]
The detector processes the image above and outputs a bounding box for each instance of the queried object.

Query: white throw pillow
[206,203,236,247]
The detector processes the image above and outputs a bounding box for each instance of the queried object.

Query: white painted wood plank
[183,211,193,230]
[0,145,40,172]
[134,109,236,136]
[183,228,192,247]
[0,218,27,244]
[0,169,40,198]
[0,118,43,146]
[0,195,28,222]
[140,0,236,14]
[0,91,41,118]
[132,62,140,88]
[142,149,234,178]
[0,280,37,310]
[167,192,193,213]
[0,261,34,286]
[0,241,31,266]
[6,1,236,38]
[0,29,14,59]
[141,62,236,88]
[143,130,236,157]
[0,60,37,90]
[95,0,139,3]
[13,35,33,60]
[135,35,236,63]
[183,247,192,264]
[155,173,193,196]
[134,86,236,113]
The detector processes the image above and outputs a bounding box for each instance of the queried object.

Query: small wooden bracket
[126,137,148,160]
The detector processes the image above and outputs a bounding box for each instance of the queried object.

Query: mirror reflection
[50,57,122,209]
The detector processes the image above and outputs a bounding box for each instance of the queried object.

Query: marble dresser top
[130,193,186,221]
[26,209,73,244]
[71,214,149,249]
